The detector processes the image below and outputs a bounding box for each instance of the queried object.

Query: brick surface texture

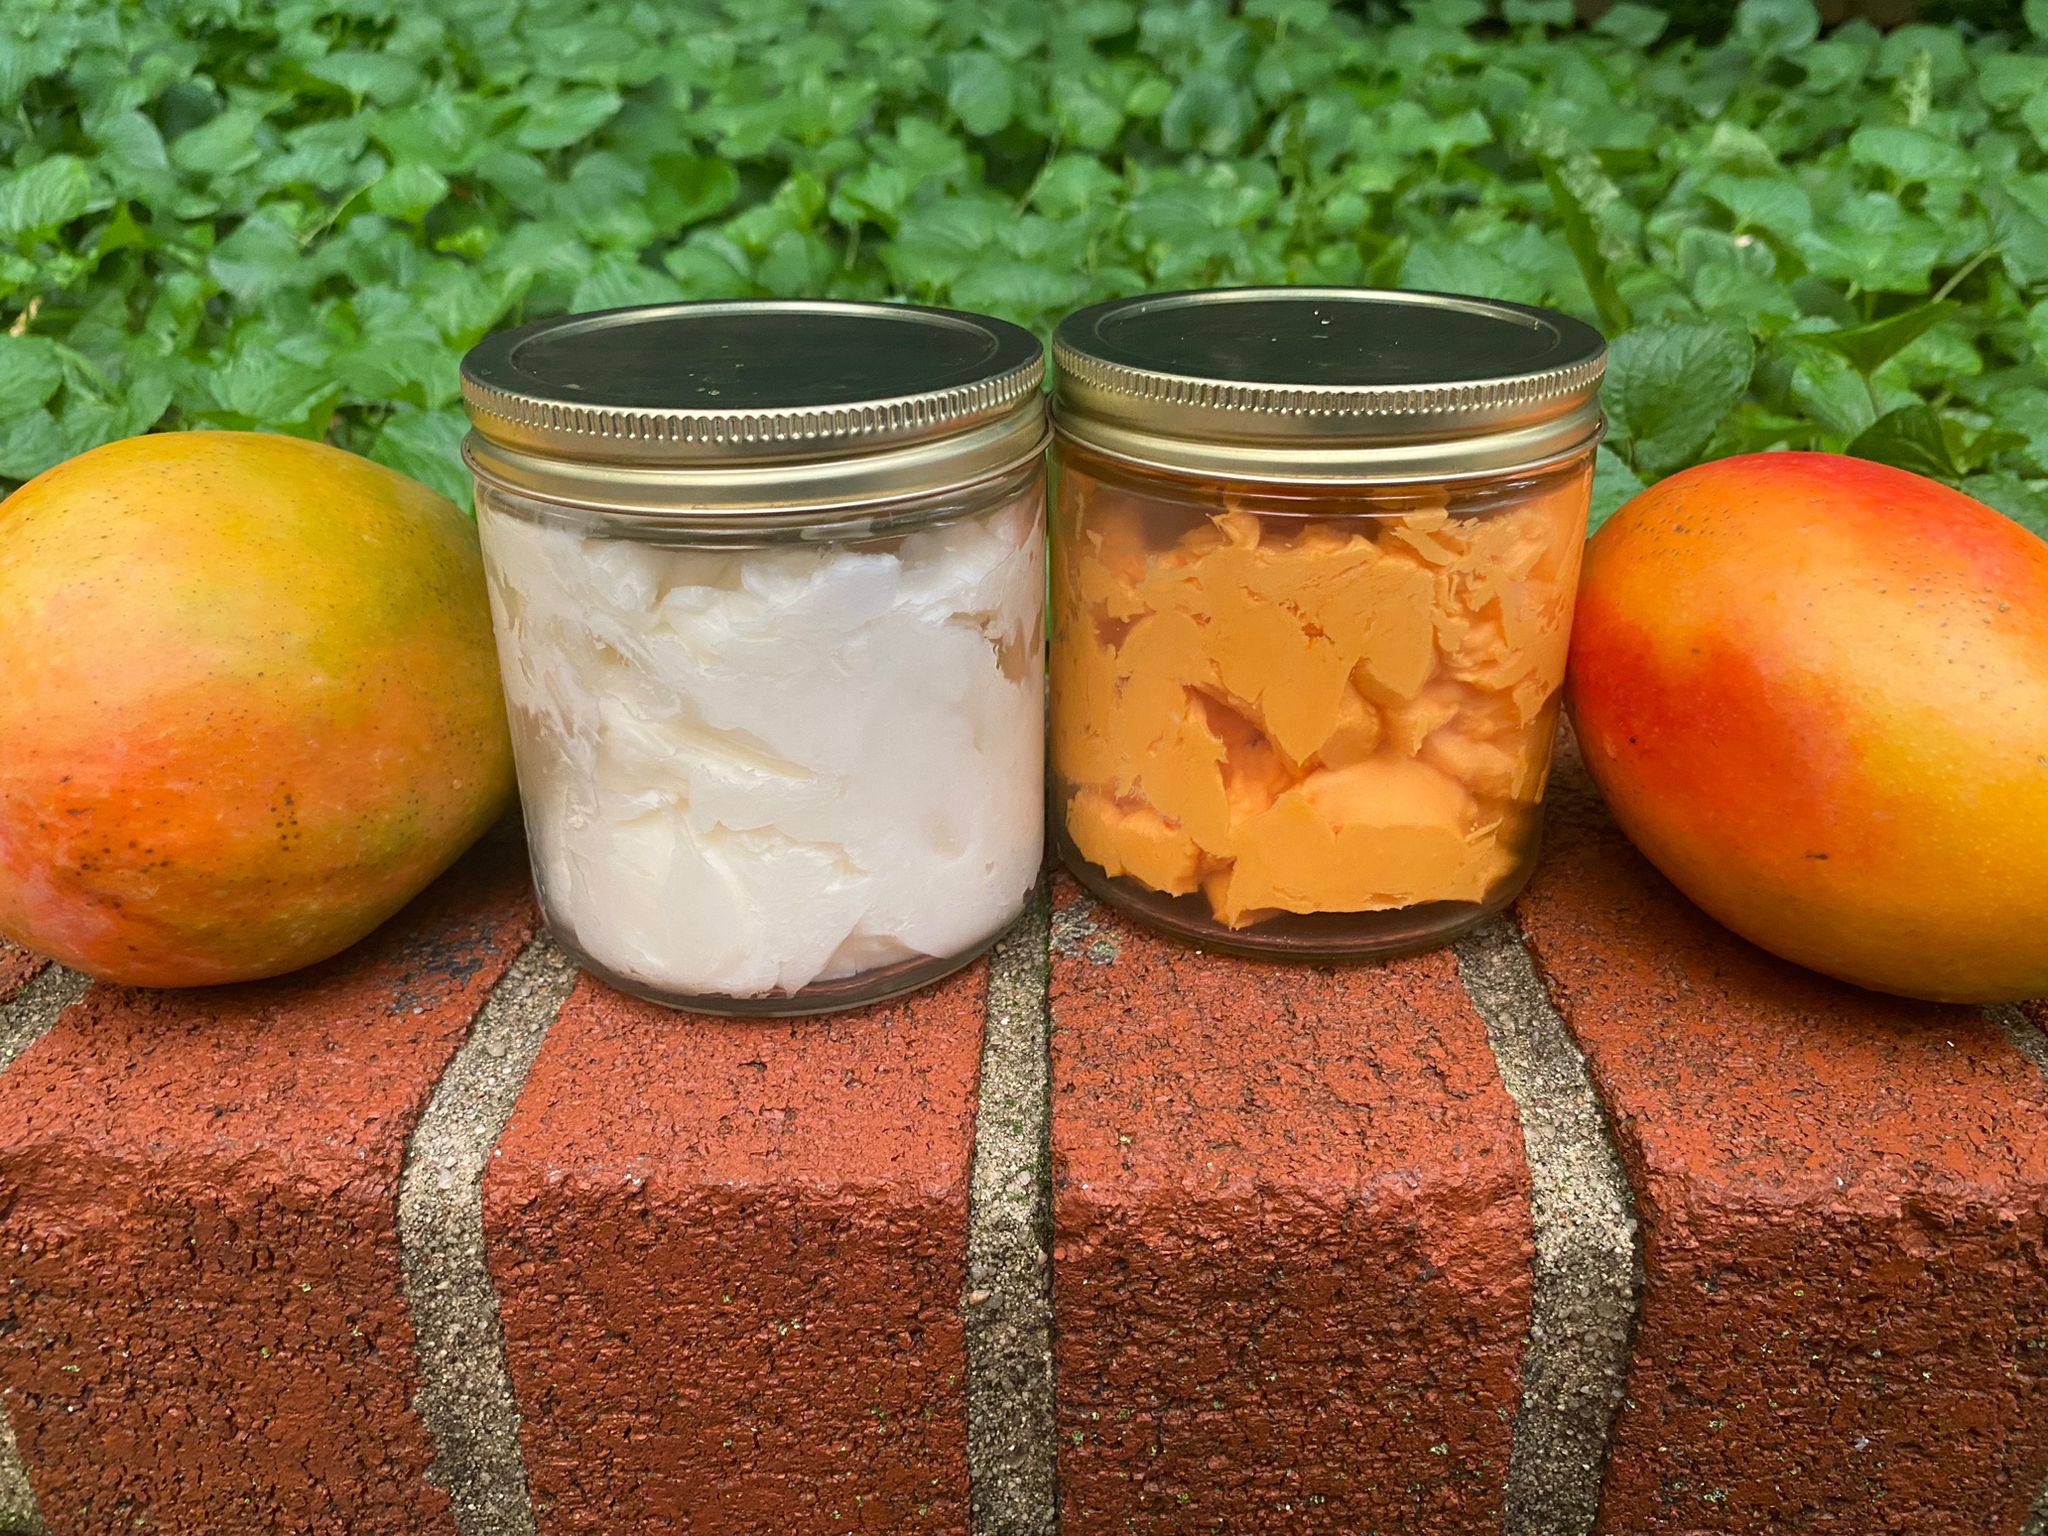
[1048,878,1534,1535]
[0,845,534,1536]
[0,940,48,1007]
[3,773,2045,1533]
[1517,754,2048,1535]
[483,964,984,1534]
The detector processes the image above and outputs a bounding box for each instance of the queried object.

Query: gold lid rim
[460,299,1046,472]
[1052,406,1607,485]
[1051,286,1608,474]
[463,412,1052,520]
[1051,344,1605,426]
[462,354,1046,466]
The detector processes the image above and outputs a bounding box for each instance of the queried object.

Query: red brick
[1517,751,2048,1534]
[0,938,48,1006]
[1049,878,1533,1535]
[483,965,983,1534]
[0,843,534,1536]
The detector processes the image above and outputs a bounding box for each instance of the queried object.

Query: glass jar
[1049,288,1606,960]
[460,301,1048,1015]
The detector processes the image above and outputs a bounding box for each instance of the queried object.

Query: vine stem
[1932,246,1997,306]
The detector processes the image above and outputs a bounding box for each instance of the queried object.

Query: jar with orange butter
[1049,287,1606,959]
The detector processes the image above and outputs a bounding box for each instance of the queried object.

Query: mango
[1568,452,2048,1003]
[0,432,515,985]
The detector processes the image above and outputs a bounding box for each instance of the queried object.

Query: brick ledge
[0,757,2043,1536]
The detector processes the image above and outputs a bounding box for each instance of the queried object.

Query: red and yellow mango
[0,432,515,985]
[1568,451,2048,1003]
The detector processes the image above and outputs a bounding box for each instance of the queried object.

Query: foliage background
[3,0,2047,532]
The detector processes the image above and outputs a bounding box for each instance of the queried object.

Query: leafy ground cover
[2,0,2046,531]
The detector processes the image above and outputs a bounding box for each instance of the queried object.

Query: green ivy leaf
[1502,0,1575,30]
[1592,2,1668,48]
[205,350,337,424]
[0,409,73,483]
[1957,426,2029,475]
[1159,72,1252,156]
[1589,445,1647,533]
[885,197,1008,291]
[1805,300,1959,378]
[662,238,754,301]
[208,209,303,302]
[2022,93,2048,157]
[1795,194,1946,295]
[2,391,136,479]
[947,50,1016,137]
[1604,322,1756,479]
[112,363,175,439]
[1731,0,1819,56]
[415,266,529,344]
[1982,186,2048,291]
[949,260,1084,324]
[0,334,66,416]
[1409,0,1489,27]
[366,94,489,174]
[514,87,623,152]
[1976,55,2048,116]
[1847,126,1976,186]
[1053,82,1124,150]
[307,52,425,106]
[1775,340,1877,442]
[1699,175,1813,239]
[569,255,681,312]
[367,162,450,222]
[369,403,473,509]
[646,155,740,233]
[169,107,266,178]
[264,136,372,195]
[1847,403,1957,480]
[0,155,93,241]
[1030,155,1122,219]
[333,335,454,407]
[755,227,832,292]
[1399,240,1545,307]
[95,109,172,181]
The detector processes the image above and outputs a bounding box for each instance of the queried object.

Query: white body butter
[476,487,1046,1002]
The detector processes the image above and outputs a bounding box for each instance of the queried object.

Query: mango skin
[1568,452,2048,1004]
[0,432,515,986]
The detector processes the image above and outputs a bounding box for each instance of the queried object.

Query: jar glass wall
[1050,442,1592,958]
[475,467,1046,1013]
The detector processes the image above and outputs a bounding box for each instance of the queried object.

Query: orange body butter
[1053,458,1590,930]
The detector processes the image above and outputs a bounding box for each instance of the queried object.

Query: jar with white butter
[460,302,1048,1014]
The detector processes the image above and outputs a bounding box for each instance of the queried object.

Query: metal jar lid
[460,300,1048,515]
[1052,287,1607,483]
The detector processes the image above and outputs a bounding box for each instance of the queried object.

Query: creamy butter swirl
[478,487,1045,999]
